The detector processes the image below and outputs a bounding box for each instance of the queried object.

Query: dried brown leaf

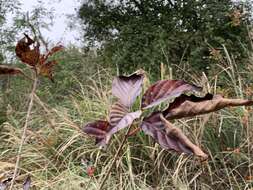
[41,45,64,63]
[0,66,23,75]
[164,94,253,120]
[37,60,58,81]
[15,34,40,66]
[141,79,202,109]
[140,112,207,158]
[47,45,64,57]
[112,69,145,108]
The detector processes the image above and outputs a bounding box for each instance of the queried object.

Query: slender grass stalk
[9,75,38,190]
[98,124,134,190]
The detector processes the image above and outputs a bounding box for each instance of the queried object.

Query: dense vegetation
[79,0,252,75]
[0,0,253,189]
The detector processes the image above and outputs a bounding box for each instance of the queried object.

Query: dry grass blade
[98,123,135,190]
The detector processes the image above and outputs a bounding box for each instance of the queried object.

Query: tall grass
[0,45,253,189]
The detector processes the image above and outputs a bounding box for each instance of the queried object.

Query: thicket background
[0,0,253,189]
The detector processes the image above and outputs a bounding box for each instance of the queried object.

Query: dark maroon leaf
[109,101,129,127]
[108,110,142,137]
[140,112,207,158]
[108,101,142,138]
[164,94,253,120]
[83,106,141,147]
[23,175,31,190]
[112,69,145,108]
[141,80,202,109]
[0,65,23,75]
[82,120,111,147]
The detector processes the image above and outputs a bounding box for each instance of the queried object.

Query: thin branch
[9,75,38,190]
[128,127,140,137]
[98,124,134,190]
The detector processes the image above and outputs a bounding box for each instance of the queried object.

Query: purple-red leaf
[140,112,207,158]
[23,175,31,190]
[108,101,142,137]
[109,101,129,127]
[0,65,23,75]
[0,182,7,190]
[82,105,141,147]
[112,70,145,108]
[141,80,202,109]
[82,120,111,147]
[108,110,142,138]
[164,94,253,120]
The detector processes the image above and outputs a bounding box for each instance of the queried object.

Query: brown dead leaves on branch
[15,34,64,81]
[0,34,63,81]
[83,70,253,159]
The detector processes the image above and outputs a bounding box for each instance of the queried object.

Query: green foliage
[0,0,21,61]
[79,0,253,76]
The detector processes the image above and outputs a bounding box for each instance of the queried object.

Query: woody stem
[9,75,38,190]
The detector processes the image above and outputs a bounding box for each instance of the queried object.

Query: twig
[98,124,134,190]
[9,75,38,190]
[128,127,140,137]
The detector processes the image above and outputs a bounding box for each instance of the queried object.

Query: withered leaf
[46,45,64,58]
[15,34,40,66]
[140,112,207,158]
[0,65,23,75]
[112,70,145,108]
[40,45,64,64]
[37,60,58,81]
[164,94,253,120]
[82,120,111,147]
[141,80,202,109]
[23,175,31,190]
